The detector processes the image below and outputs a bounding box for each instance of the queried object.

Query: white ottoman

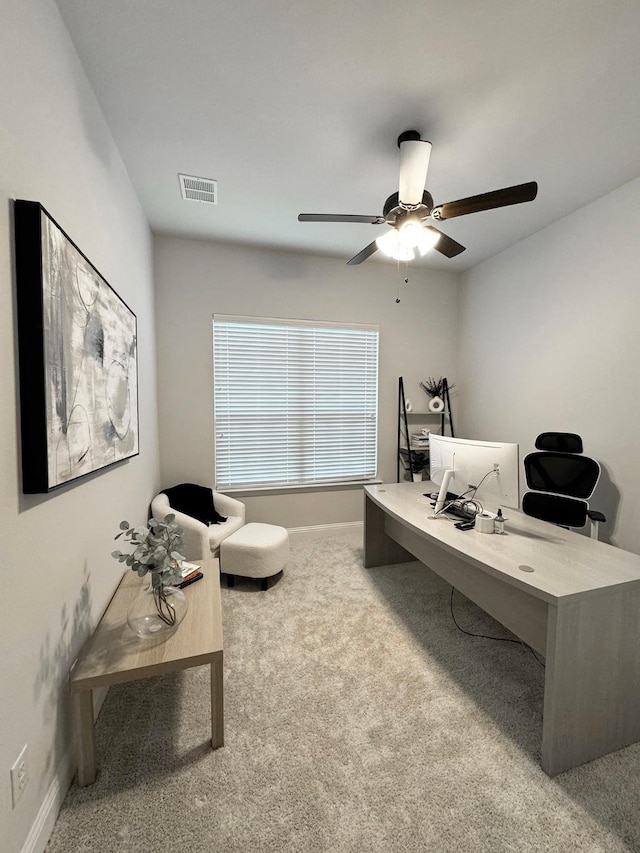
[220,522,289,590]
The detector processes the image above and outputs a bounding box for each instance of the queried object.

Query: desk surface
[70,558,222,692]
[365,481,640,605]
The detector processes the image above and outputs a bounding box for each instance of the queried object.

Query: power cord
[431,467,498,519]
[449,587,546,668]
[466,467,499,503]
[430,486,478,519]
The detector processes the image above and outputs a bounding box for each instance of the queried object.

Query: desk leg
[72,689,97,786]
[542,591,640,776]
[210,653,224,749]
[364,494,414,568]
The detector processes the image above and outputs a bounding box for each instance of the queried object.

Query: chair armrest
[152,495,209,561]
[587,509,606,523]
[213,491,246,523]
[163,508,209,561]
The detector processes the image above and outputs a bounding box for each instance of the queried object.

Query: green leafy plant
[409,451,429,473]
[419,376,455,398]
[112,514,185,588]
[400,448,428,473]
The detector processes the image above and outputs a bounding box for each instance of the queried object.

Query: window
[213,315,379,490]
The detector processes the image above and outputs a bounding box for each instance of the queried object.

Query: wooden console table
[69,558,223,786]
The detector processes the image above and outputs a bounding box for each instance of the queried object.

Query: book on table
[180,561,201,577]
[179,561,204,587]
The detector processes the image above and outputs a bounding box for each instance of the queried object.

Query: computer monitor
[429,434,520,514]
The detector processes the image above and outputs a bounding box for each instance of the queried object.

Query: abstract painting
[15,201,139,493]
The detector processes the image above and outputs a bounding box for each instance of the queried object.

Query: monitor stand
[434,468,455,514]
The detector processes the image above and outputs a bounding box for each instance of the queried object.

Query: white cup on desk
[476,513,494,534]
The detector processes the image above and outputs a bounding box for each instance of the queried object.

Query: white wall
[154,235,460,527]
[0,2,160,849]
[457,176,640,553]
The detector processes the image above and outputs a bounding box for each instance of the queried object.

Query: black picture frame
[14,200,139,493]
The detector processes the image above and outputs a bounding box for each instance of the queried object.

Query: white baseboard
[21,681,110,853]
[21,750,74,853]
[287,521,363,534]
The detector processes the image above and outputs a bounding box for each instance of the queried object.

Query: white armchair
[151,488,245,561]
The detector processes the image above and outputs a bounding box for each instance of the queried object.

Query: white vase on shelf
[428,396,445,413]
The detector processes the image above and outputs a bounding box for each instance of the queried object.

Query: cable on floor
[449,587,546,667]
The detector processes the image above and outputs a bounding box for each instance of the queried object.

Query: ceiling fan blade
[347,241,379,265]
[432,181,538,220]
[298,213,384,224]
[398,130,432,207]
[425,225,466,258]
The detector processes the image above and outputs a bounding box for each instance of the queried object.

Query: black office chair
[522,432,606,540]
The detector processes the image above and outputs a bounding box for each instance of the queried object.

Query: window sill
[220,479,382,498]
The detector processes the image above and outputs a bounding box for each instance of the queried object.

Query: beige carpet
[47,526,640,852]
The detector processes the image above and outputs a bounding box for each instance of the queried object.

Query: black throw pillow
[161,483,227,525]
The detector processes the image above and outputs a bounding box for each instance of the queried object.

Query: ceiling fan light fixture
[398,220,424,249]
[376,229,414,261]
[415,227,440,256]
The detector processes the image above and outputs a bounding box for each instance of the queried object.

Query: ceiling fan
[298,130,538,265]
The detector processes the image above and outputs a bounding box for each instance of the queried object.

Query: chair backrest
[522,432,600,529]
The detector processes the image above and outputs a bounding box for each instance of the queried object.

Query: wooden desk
[69,558,223,786]
[364,481,640,775]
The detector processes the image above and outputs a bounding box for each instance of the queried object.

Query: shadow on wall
[34,564,93,780]
[37,564,194,795]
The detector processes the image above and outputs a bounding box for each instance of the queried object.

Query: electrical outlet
[493,463,500,472]
[10,744,29,807]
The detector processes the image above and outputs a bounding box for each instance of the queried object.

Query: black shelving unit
[397,376,455,483]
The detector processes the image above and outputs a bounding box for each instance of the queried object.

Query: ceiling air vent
[179,173,218,204]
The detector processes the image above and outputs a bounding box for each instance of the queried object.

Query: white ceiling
[55,0,640,271]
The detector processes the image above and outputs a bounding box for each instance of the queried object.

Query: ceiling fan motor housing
[383,191,434,226]
[397,129,422,147]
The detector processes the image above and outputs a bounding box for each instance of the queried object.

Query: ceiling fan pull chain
[395,263,409,303]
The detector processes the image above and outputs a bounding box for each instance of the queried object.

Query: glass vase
[127,576,188,640]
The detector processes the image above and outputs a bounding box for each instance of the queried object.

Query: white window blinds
[213,316,379,489]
